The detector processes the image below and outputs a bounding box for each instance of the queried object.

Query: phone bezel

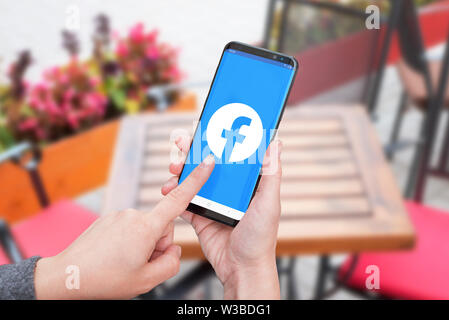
[179,41,298,227]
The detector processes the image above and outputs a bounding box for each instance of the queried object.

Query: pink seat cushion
[0,247,8,265]
[339,201,449,300]
[0,200,98,265]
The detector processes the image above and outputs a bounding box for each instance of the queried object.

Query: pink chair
[339,201,449,299]
[0,143,98,265]
[0,200,97,265]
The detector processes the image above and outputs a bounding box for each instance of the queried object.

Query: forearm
[223,260,280,300]
[0,256,41,300]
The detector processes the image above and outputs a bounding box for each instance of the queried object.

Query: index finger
[148,154,215,233]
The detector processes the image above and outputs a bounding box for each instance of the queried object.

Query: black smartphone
[178,41,298,227]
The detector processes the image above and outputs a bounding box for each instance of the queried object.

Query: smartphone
[178,41,298,227]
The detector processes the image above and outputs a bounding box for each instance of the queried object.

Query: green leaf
[20,104,34,117]
[110,89,126,110]
[0,125,16,152]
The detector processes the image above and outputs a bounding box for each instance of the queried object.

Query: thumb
[141,244,182,289]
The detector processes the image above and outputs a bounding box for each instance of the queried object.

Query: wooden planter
[0,93,196,223]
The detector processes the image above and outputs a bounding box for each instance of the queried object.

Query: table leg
[153,261,215,300]
[314,255,330,300]
[386,91,408,161]
[367,0,403,115]
[277,257,300,300]
[286,258,299,300]
[436,112,449,173]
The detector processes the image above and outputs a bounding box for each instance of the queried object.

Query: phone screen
[179,43,296,224]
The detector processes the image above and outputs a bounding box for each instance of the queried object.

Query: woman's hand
[34,155,215,299]
[162,136,283,299]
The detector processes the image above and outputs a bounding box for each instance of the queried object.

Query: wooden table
[103,105,415,258]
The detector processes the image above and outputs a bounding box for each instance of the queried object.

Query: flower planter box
[0,93,196,223]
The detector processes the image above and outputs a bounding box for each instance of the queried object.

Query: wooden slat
[279,119,343,133]
[139,178,365,204]
[280,134,348,148]
[144,155,172,168]
[282,162,358,179]
[342,107,414,233]
[281,197,370,217]
[146,125,192,140]
[139,197,370,218]
[138,179,369,216]
[145,140,173,153]
[144,134,349,154]
[140,161,358,184]
[144,118,343,137]
[281,148,352,163]
[281,179,363,197]
[142,147,353,168]
[137,196,371,218]
[138,188,163,204]
[141,170,171,185]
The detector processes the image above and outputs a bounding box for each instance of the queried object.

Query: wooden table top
[103,105,415,258]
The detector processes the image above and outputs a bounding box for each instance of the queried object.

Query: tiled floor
[4,0,448,300]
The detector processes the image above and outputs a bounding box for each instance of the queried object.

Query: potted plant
[0,15,195,223]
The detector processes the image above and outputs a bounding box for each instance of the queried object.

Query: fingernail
[175,136,182,144]
[175,245,182,257]
[200,154,215,168]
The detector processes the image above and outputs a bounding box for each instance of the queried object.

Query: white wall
[0,0,268,86]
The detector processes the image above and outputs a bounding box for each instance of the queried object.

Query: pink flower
[164,66,182,82]
[112,30,120,41]
[45,99,61,116]
[116,41,129,57]
[22,80,30,89]
[59,73,69,85]
[129,23,145,44]
[18,118,38,131]
[145,46,159,59]
[85,94,97,110]
[67,112,80,129]
[83,92,107,117]
[34,82,49,91]
[63,88,75,102]
[35,127,46,140]
[44,66,59,81]
[89,76,100,87]
[146,29,158,43]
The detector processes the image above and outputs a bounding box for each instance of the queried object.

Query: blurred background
[1,0,449,300]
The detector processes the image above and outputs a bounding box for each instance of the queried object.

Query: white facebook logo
[206,103,263,163]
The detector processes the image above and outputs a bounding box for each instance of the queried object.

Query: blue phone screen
[179,48,295,220]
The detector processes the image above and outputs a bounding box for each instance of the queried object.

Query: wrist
[34,255,81,300]
[223,259,280,300]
